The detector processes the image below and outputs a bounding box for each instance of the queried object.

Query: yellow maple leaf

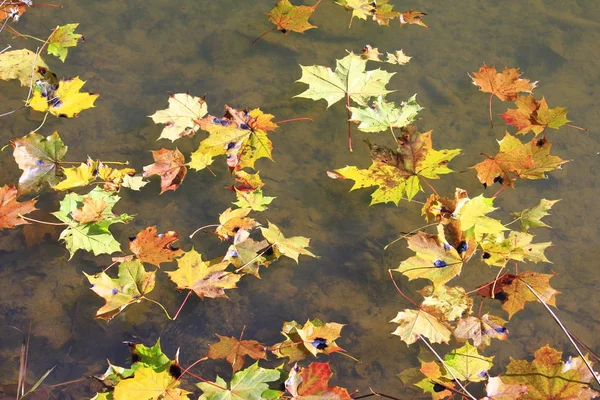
[30,76,99,117]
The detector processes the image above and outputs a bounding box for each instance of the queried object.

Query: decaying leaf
[150,93,208,141]
[260,221,318,263]
[0,49,50,86]
[0,185,38,230]
[390,308,452,345]
[267,0,321,35]
[207,334,267,373]
[143,148,187,194]
[454,314,508,348]
[285,362,352,399]
[271,319,345,362]
[501,95,570,136]
[29,76,99,118]
[129,226,184,266]
[47,23,83,62]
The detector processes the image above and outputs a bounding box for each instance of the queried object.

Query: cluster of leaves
[92,322,352,400]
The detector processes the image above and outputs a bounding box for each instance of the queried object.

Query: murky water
[1,1,600,398]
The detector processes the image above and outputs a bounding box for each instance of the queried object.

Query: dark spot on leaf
[36,159,44,166]
[169,362,183,379]
[536,138,546,147]
[493,176,504,185]
[433,259,447,268]
[240,123,250,130]
[111,288,119,295]
[482,252,491,259]
[456,241,468,254]
[494,292,507,301]
[311,337,328,350]
[433,383,446,393]
[227,142,236,150]
[494,326,507,333]
[129,236,136,242]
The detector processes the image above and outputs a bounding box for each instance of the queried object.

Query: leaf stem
[490,266,505,300]
[419,177,439,196]
[387,269,419,308]
[488,93,494,128]
[565,123,588,132]
[234,244,273,273]
[273,117,313,124]
[492,184,506,197]
[142,297,172,320]
[267,341,304,352]
[352,389,401,400]
[31,112,49,133]
[18,214,67,226]
[252,27,276,46]
[346,92,353,152]
[389,126,398,144]
[189,224,219,238]
[172,290,193,320]
[384,222,438,250]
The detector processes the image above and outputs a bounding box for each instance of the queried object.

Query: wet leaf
[127,339,171,370]
[12,131,67,194]
[332,0,373,24]
[207,334,267,373]
[143,148,187,194]
[470,64,536,102]
[285,362,352,399]
[47,23,83,62]
[502,95,570,136]
[455,194,506,240]
[267,0,320,34]
[166,248,241,298]
[121,174,149,191]
[150,93,208,141]
[197,362,280,400]
[0,3,26,23]
[71,197,110,224]
[414,360,454,399]
[348,94,423,133]
[0,185,38,230]
[454,314,509,348]
[52,159,96,191]
[29,76,99,117]
[442,342,494,382]
[129,226,184,267]
[216,207,260,240]
[223,238,272,278]
[260,221,318,263]
[0,49,49,86]
[233,188,276,211]
[480,231,551,267]
[504,345,597,399]
[85,260,155,321]
[483,376,527,400]
[272,319,345,362]
[419,284,473,322]
[510,198,560,233]
[390,308,452,345]
[360,44,382,61]
[399,10,428,27]
[113,367,190,400]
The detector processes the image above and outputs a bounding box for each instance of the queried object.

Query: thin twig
[24,46,40,106]
[388,269,419,308]
[490,267,505,300]
[189,224,219,239]
[0,44,10,54]
[565,123,587,132]
[18,214,68,226]
[273,117,313,124]
[172,290,193,320]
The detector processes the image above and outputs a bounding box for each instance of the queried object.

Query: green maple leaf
[233,188,276,211]
[260,221,318,263]
[348,94,423,133]
[330,127,460,205]
[52,187,133,258]
[12,131,68,194]
[442,342,494,382]
[510,198,560,233]
[0,49,50,86]
[267,0,320,34]
[197,362,280,400]
[47,23,83,62]
[455,194,506,240]
[128,339,171,371]
[480,230,551,267]
[295,53,395,108]
[84,260,155,321]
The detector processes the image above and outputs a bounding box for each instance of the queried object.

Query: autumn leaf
[473,133,568,188]
[386,50,411,65]
[483,376,527,400]
[223,238,274,278]
[501,95,570,135]
[419,284,473,322]
[52,159,97,191]
[150,93,208,141]
[470,64,536,126]
[510,198,560,233]
[143,148,187,194]
[233,188,276,211]
[216,207,260,240]
[260,221,318,263]
[332,0,373,26]
[271,319,345,362]
[454,314,508,348]
[0,185,38,230]
[414,360,455,399]
[29,76,99,118]
[442,342,494,382]
[84,260,155,321]
[127,339,171,370]
[129,226,184,267]
[0,49,50,86]
[196,362,280,400]
[330,127,460,204]
[372,0,401,25]
[504,345,597,399]
[480,230,551,267]
[348,94,423,133]
[399,10,428,27]
[114,367,191,400]
[390,308,452,345]
[207,334,267,373]
[360,45,382,61]
[166,248,241,298]
[0,3,26,23]
[285,362,352,400]
[47,23,83,62]
[267,0,320,34]
[52,187,133,258]
[12,131,67,194]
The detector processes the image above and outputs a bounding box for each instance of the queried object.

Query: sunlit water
[1,1,599,398]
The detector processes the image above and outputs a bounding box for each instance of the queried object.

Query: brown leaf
[142,148,187,194]
[129,226,184,267]
[0,185,38,230]
[470,64,536,102]
[207,334,266,373]
[71,197,110,224]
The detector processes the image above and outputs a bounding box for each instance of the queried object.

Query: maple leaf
[223,238,274,278]
[166,248,241,298]
[510,198,560,233]
[419,284,473,322]
[71,197,111,224]
[483,376,527,400]
[114,367,191,400]
[0,49,50,86]
[267,0,320,34]
[47,23,83,62]
[414,360,455,399]
[454,194,506,242]
[12,131,68,194]
[348,94,423,133]
[503,345,598,399]
[390,308,452,345]
[386,50,411,65]
[143,148,187,194]
[216,207,260,240]
[360,44,383,61]
[271,319,345,362]
[480,230,551,267]
[0,185,38,230]
[29,76,99,118]
[454,314,509,348]
[52,159,97,191]
[285,362,352,400]
[127,339,171,370]
[189,107,276,171]
[96,164,140,192]
[394,232,464,286]
[260,221,318,263]
[52,187,133,258]
[84,260,155,321]
[197,362,280,400]
[477,271,560,318]
[473,133,568,188]
[470,64,536,126]
[129,226,184,267]
[372,0,401,25]
[332,0,374,26]
[330,127,460,204]
[0,3,26,23]
[442,342,494,382]
[233,188,276,211]
[150,93,208,141]
[502,95,571,136]
[399,10,428,27]
[207,334,267,373]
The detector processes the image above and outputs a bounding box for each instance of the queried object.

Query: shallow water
[1,0,600,398]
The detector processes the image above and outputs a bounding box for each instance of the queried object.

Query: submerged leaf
[0,185,38,230]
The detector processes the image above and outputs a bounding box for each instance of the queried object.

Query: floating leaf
[271,319,345,362]
[483,376,527,400]
[207,334,267,373]
[348,94,423,133]
[442,342,494,382]
[419,284,473,322]
[510,198,560,233]
[390,308,452,345]
[52,160,96,191]
[85,260,155,321]
[0,49,50,86]
[129,226,184,267]
[52,187,133,258]
[455,194,506,240]
[414,360,455,399]
[260,221,318,263]
[197,362,280,400]
[454,314,508,348]
[121,174,149,191]
[216,207,260,240]
[71,196,110,224]
[330,127,460,204]
[12,131,67,194]
[0,3,26,23]
[0,185,38,230]
[399,10,427,27]
[480,231,551,267]
[143,148,187,194]
[267,0,320,35]
[502,95,570,136]
[47,23,83,62]
[150,93,208,141]
[285,362,352,399]
[386,50,411,65]
[166,248,241,299]
[127,339,171,370]
[504,345,597,399]
[114,367,190,400]
[332,0,374,25]
[223,238,273,278]
[29,76,99,118]
[360,44,383,61]
[233,189,276,211]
